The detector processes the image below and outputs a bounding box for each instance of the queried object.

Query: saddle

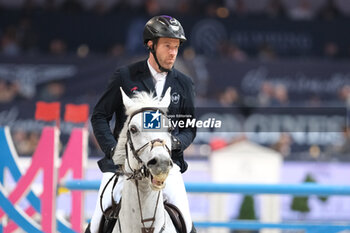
[93,201,187,233]
[164,201,187,233]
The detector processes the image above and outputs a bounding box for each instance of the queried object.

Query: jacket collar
[140,59,177,97]
[139,60,155,93]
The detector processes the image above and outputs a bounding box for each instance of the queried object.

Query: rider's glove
[109,145,116,159]
[171,135,182,152]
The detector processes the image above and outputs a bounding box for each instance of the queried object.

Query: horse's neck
[119,178,166,232]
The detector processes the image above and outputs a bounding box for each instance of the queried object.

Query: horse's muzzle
[150,171,169,190]
[148,158,172,190]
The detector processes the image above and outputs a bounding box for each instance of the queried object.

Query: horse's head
[120,88,173,190]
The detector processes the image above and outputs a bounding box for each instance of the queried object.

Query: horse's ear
[159,87,171,108]
[120,87,134,109]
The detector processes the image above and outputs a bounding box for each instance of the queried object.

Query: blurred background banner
[0,0,350,232]
[0,55,348,161]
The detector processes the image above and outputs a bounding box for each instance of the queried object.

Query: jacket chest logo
[171,92,180,104]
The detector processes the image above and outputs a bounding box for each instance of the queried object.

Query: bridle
[101,107,172,233]
[125,107,171,176]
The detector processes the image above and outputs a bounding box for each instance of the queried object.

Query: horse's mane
[124,91,162,116]
[112,91,166,165]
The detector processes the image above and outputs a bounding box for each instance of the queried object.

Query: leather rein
[100,107,172,233]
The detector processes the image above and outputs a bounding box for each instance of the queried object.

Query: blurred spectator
[218,86,241,107]
[219,41,247,61]
[27,132,39,153]
[257,81,274,107]
[265,0,286,18]
[182,47,196,61]
[76,44,90,57]
[228,43,248,61]
[333,0,350,17]
[17,18,39,54]
[0,26,21,56]
[307,93,322,107]
[0,80,19,103]
[204,0,224,17]
[323,41,340,59]
[39,81,66,101]
[338,85,350,107]
[325,125,350,157]
[272,83,289,106]
[288,0,315,20]
[108,43,125,57]
[318,0,340,20]
[145,0,160,15]
[177,0,191,15]
[12,130,39,155]
[49,39,67,55]
[233,0,248,17]
[271,132,292,158]
[13,130,31,155]
[258,42,277,61]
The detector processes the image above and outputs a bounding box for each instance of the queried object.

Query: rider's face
[149,38,180,71]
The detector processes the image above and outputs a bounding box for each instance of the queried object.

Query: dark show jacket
[91,59,196,173]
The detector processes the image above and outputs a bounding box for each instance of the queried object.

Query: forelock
[124,91,162,115]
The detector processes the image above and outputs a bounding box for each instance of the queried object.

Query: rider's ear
[159,87,171,108]
[120,87,134,109]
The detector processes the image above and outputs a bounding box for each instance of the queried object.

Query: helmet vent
[148,26,158,34]
[157,18,169,26]
[170,25,179,32]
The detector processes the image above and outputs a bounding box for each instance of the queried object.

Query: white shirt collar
[147,59,167,81]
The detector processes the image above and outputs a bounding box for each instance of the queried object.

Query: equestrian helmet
[143,15,187,45]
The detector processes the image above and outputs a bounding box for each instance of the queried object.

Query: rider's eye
[130,125,139,134]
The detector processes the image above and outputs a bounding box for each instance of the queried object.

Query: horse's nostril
[147,158,158,166]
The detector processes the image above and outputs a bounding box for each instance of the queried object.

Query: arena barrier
[62,180,350,233]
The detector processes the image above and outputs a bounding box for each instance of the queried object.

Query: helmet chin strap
[149,44,171,73]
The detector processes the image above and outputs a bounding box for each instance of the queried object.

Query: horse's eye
[130,125,139,134]
[168,126,173,133]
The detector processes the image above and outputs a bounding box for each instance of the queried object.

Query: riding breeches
[89,164,192,233]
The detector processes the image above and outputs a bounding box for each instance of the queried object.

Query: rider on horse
[89,15,197,233]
